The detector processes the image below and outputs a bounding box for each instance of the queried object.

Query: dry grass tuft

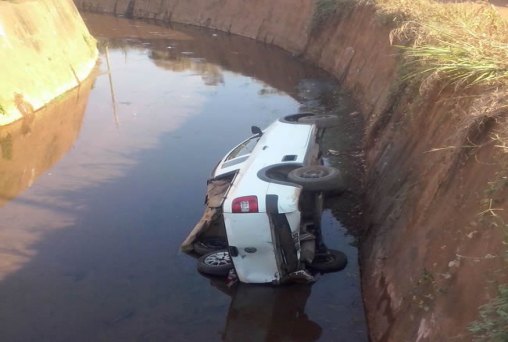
[313,0,508,87]
[378,0,508,88]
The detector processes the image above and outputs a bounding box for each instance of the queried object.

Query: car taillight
[232,196,259,213]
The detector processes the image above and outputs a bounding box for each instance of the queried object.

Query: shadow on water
[0,13,367,341]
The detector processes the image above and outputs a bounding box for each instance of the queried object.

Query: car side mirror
[251,126,263,137]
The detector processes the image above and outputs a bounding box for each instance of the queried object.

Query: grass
[382,0,508,88]
[469,285,508,342]
[314,0,508,88]
[0,104,5,115]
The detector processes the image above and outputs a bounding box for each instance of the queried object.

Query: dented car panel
[224,212,282,284]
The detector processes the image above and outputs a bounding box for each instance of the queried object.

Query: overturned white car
[182,113,347,284]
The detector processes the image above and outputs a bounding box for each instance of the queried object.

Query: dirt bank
[75,1,508,341]
[0,0,98,126]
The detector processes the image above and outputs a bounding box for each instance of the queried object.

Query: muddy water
[0,13,367,341]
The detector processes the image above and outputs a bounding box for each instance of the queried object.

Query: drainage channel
[0,13,367,341]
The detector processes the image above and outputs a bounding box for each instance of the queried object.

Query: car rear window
[224,136,259,162]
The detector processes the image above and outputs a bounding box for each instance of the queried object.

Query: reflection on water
[0,73,96,207]
[0,13,366,341]
[83,12,328,102]
[210,280,321,341]
[0,73,97,279]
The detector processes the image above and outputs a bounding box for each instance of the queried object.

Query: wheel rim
[204,251,231,266]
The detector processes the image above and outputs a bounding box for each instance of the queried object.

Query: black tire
[297,114,340,128]
[288,166,343,192]
[309,249,347,273]
[197,250,233,276]
[193,236,228,256]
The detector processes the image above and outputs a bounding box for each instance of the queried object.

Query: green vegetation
[381,0,508,88]
[0,104,5,115]
[469,285,508,342]
[314,0,508,88]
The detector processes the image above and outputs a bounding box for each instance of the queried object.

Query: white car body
[213,116,320,284]
[182,113,343,284]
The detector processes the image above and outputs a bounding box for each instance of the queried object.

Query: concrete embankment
[75,1,508,341]
[0,0,98,126]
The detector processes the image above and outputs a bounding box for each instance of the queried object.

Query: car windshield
[224,136,259,161]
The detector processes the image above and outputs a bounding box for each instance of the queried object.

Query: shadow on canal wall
[73,1,508,341]
[0,0,98,125]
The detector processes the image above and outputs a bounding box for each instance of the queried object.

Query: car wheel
[297,114,340,128]
[197,250,233,276]
[309,249,347,273]
[193,236,228,256]
[288,165,343,192]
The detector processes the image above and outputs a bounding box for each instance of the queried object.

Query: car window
[224,136,259,162]
[221,155,250,169]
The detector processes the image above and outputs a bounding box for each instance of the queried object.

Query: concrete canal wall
[0,0,98,126]
[23,0,506,340]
